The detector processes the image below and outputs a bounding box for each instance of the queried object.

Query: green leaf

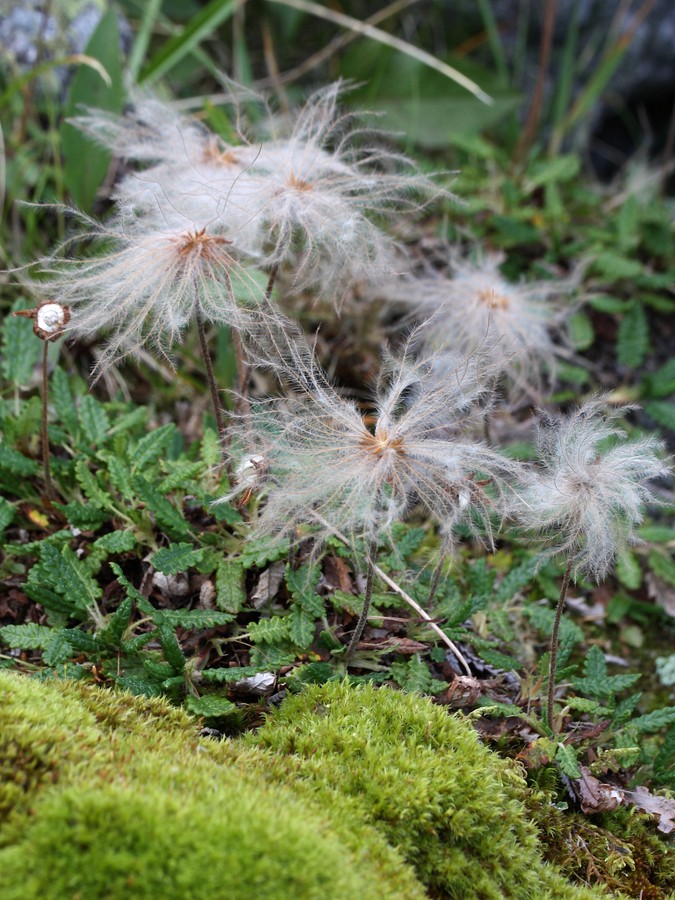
[592,252,643,281]
[289,607,316,648]
[2,298,41,386]
[78,395,110,445]
[157,624,186,673]
[526,154,580,189]
[0,444,38,476]
[53,501,108,530]
[567,311,594,351]
[390,657,432,694]
[184,695,238,718]
[240,535,289,568]
[158,610,233,629]
[42,631,75,667]
[51,367,79,434]
[75,458,113,509]
[494,558,536,604]
[555,743,581,779]
[644,402,675,432]
[572,645,640,700]
[97,597,133,646]
[141,0,236,83]
[216,558,245,613]
[99,452,135,500]
[631,707,675,734]
[131,424,178,471]
[285,564,324,618]
[248,617,291,645]
[61,9,124,210]
[132,475,192,540]
[152,542,204,575]
[0,622,58,650]
[637,526,675,544]
[616,550,642,591]
[642,359,675,399]
[617,303,649,369]
[37,543,102,613]
[0,497,15,533]
[201,665,264,683]
[92,531,137,554]
[648,551,675,588]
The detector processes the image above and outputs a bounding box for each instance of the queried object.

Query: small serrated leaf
[289,607,315,648]
[51,367,79,434]
[556,743,581,778]
[616,550,642,590]
[157,624,186,673]
[79,395,110,445]
[97,597,133,646]
[131,424,177,471]
[568,311,594,351]
[644,402,675,433]
[132,475,192,540]
[75,458,113,509]
[248,617,291,644]
[159,610,233,629]
[93,531,137,554]
[184,695,238,718]
[152,542,204,575]
[2,298,41,386]
[617,302,649,369]
[216,558,245,613]
[0,444,38,476]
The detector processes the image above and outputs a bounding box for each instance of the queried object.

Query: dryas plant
[230,315,520,659]
[517,398,668,732]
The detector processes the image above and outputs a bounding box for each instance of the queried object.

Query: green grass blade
[128,0,164,80]
[140,0,237,84]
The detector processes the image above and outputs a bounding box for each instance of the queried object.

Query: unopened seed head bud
[35,302,71,341]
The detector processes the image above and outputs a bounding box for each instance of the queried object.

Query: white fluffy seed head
[229,319,521,553]
[516,397,670,581]
[383,251,579,400]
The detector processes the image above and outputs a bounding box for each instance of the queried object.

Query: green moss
[0,672,423,900]
[527,772,675,900]
[244,681,604,900]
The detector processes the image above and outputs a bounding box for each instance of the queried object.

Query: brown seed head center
[175,228,232,260]
[286,172,313,192]
[477,288,509,309]
[360,428,405,458]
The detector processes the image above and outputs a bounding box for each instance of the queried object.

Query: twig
[310,512,472,675]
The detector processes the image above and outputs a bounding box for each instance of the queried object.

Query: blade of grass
[476,0,509,85]
[265,0,493,105]
[140,0,237,84]
[128,0,163,80]
[0,55,111,109]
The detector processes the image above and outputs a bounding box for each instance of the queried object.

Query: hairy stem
[547,559,573,733]
[345,541,377,661]
[41,341,55,501]
[427,552,446,605]
[194,295,228,461]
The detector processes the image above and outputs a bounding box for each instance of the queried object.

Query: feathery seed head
[386,251,578,398]
[31,208,261,372]
[232,320,519,552]
[517,398,669,580]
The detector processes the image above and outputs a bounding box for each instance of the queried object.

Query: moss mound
[245,681,604,900]
[0,672,423,900]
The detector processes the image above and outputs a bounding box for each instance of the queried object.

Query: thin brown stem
[345,543,377,661]
[428,553,446,605]
[41,341,54,500]
[547,559,573,733]
[194,295,227,461]
[513,0,559,167]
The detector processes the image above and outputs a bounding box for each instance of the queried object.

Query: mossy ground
[0,671,612,900]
